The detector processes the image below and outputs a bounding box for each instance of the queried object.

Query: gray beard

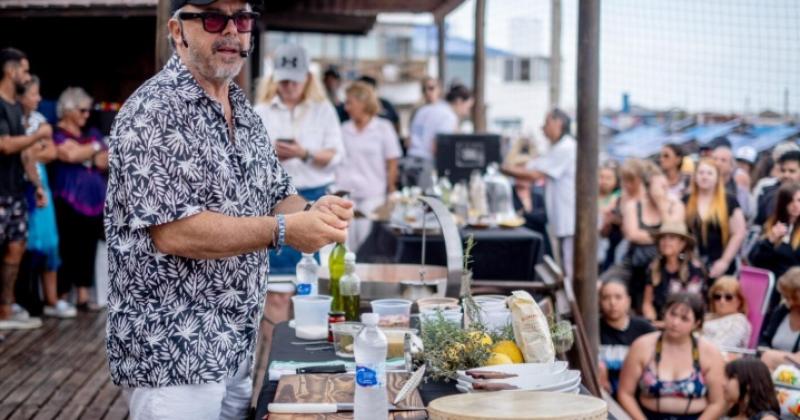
[188,46,243,84]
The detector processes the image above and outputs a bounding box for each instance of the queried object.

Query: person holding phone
[254,44,345,274]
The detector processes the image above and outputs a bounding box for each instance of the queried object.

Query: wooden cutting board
[427,391,607,420]
[269,373,426,420]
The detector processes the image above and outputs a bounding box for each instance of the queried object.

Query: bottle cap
[345,252,356,263]
[361,313,379,325]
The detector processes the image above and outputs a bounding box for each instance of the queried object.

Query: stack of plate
[454,362,581,394]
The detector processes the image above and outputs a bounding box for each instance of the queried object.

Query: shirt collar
[269,95,309,113]
[164,54,253,128]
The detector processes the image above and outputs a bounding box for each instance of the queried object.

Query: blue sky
[447,0,800,115]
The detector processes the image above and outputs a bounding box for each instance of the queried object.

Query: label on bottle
[355,364,384,387]
[296,283,311,295]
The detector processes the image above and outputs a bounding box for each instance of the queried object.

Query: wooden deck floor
[0,311,127,420]
[0,307,278,420]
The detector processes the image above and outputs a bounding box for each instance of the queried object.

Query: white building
[262,17,551,139]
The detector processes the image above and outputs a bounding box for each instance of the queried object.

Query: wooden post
[549,0,562,108]
[472,0,486,132]
[155,0,172,71]
[574,0,600,364]
[436,16,447,88]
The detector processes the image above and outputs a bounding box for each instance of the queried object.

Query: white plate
[456,369,581,393]
[455,379,582,394]
[457,361,568,382]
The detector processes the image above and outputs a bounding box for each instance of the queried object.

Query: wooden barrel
[427,391,607,420]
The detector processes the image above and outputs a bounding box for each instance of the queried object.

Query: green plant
[415,310,492,381]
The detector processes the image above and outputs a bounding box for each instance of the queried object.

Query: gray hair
[56,87,92,119]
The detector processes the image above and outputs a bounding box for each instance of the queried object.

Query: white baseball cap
[272,44,309,83]
[735,146,757,165]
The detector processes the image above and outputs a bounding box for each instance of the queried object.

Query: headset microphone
[239,42,255,58]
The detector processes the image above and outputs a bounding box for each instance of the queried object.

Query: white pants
[125,360,252,420]
[346,196,385,253]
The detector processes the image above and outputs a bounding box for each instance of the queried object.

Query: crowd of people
[589,138,800,418]
[0,47,108,330]
[0,42,475,327]
[2,22,798,419]
[251,43,474,272]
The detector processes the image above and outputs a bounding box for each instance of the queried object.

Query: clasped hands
[284,195,355,253]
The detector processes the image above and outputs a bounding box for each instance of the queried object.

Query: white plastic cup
[292,295,332,340]
[370,299,413,328]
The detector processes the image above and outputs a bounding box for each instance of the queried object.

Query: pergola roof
[0,0,466,33]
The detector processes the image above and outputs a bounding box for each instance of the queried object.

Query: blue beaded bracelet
[275,214,287,255]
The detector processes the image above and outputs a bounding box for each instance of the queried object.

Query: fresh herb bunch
[414,311,492,381]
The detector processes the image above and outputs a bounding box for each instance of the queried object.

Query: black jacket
[759,304,795,350]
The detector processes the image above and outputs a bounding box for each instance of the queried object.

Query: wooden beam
[472,0,486,132]
[263,13,376,35]
[548,0,561,108]
[436,15,446,88]
[0,6,154,17]
[279,0,465,15]
[574,0,600,366]
[155,0,171,71]
[433,0,465,19]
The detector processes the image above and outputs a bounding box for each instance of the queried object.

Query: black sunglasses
[79,108,91,114]
[178,11,259,33]
[712,293,735,302]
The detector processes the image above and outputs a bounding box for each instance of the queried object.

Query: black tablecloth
[254,322,460,420]
[357,222,544,281]
[254,322,605,420]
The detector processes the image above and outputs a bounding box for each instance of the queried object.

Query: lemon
[486,352,514,366]
[468,331,493,346]
[492,340,524,363]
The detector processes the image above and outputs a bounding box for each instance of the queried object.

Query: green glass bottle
[328,242,347,311]
[339,252,361,321]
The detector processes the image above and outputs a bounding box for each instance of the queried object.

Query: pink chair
[739,265,776,349]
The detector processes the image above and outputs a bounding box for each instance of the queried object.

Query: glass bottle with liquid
[328,242,347,311]
[339,252,361,321]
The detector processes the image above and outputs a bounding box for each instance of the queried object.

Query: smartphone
[276,138,296,144]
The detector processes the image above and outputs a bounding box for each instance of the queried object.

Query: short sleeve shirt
[527,135,577,238]
[599,317,654,396]
[104,54,296,388]
[407,101,458,161]
[0,98,26,198]
[335,117,401,199]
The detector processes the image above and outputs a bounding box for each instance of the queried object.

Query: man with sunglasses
[104,0,353,418]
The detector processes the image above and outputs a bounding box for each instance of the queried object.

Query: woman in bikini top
[617,292,726,420]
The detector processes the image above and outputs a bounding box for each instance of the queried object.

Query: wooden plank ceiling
[0,0,466,33]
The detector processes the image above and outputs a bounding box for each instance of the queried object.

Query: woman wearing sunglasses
[51,86,107,312]
[760,267,800,370]
[702,276,751,350]
[618,292,726,420]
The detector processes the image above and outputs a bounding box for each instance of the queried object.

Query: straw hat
[654,221,695,249]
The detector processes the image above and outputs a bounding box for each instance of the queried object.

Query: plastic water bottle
[339,252,361,321]
[295,253,319,296]
[354,313,388,419]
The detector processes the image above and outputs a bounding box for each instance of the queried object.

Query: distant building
[265,18,551,138]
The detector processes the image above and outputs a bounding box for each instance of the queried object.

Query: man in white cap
[104,0,353,418]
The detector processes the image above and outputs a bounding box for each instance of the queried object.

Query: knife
[267,403,426,413]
